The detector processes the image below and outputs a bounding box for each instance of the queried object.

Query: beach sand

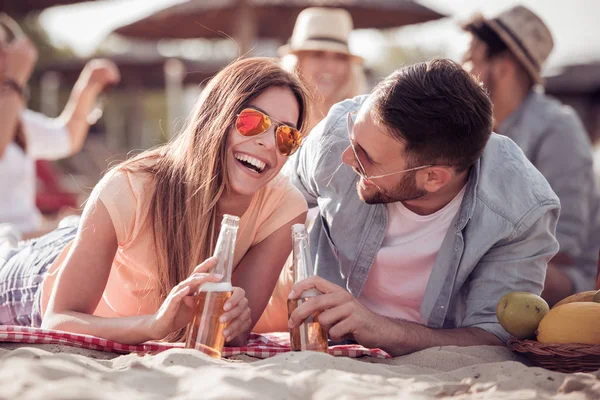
[1,343,598,399]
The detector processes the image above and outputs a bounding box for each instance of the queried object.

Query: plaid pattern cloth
[0,225,77,327]
[0,325,391,359]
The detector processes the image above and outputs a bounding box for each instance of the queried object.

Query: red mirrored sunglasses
[235,108,303,157]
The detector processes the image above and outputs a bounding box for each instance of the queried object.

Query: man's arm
[376,320,502,356]
[288,276,502,357]
[460,203,560,341]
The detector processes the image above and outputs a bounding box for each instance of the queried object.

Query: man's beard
[357,170,427,204]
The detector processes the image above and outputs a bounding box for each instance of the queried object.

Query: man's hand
[542,262,575,307]
[287,275,392,349]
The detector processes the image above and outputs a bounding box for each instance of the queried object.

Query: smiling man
[284,59,560,356]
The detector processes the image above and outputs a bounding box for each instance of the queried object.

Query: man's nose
[341,145,355,166]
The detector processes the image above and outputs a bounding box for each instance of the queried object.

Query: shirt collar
[454,157,480,231]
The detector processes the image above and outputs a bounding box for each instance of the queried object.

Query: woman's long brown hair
[123,58,309,340]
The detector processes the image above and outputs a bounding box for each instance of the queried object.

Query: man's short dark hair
[372,59,493,172]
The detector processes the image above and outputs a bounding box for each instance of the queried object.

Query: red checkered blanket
[0,325,390,359]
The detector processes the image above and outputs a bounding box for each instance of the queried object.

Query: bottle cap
[222,214,240,228]
[292,224,307,235]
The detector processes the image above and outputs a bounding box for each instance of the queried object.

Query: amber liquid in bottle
[185,283,233,358]
[185,215,239,358]
[287,224,328,353]
[288,295,328,352]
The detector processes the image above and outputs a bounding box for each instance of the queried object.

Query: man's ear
[420,166,453,193]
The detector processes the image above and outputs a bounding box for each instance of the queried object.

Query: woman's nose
[254,126,277,150]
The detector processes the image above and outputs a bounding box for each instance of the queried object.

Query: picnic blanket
[0,325,390,359]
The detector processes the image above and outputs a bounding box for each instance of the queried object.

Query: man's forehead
[353,98,406,156]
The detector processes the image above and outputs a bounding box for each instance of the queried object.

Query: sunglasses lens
[236,109,270,136]
[276,125,303,156]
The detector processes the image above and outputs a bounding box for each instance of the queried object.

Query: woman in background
[279,7,366,131]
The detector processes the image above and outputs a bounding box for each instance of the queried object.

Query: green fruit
[593,290,600,304]
[496,292,549,339]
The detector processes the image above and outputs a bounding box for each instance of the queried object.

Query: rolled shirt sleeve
[461,203,560,342]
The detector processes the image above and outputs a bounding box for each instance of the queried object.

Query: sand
[1,343,599,399]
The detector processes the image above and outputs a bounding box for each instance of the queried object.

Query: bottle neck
[292,232,315,285]
[212,221,238,283]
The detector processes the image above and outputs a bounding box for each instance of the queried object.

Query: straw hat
[463,6,554,84]
[278,7,363,62]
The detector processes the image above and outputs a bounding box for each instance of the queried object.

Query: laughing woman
[0,58,309,345]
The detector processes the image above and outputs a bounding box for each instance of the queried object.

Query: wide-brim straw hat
[278,7,363,63]
[463,5,554,84]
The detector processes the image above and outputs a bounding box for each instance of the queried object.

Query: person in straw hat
[462,5,600,305]
[279,7,366,131]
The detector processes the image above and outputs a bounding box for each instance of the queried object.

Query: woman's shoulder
[247,173,308,245]
[260,173,307,207]
[96,158,157,200]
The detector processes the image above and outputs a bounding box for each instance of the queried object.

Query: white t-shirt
[0,110,71,233]
[358,185,466,323]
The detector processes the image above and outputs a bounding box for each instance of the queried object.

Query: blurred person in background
[462,5,600,305]
[279,7,366,131]
[0,14,120,241]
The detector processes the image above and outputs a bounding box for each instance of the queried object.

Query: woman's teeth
[235,153,266,173]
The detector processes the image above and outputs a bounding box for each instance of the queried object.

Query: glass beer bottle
[287,224,328,353]
[185,214,239,358]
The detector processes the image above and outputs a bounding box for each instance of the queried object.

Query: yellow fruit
[553,290,600,308]
[537,302,600,344]
[593,290,600,304]
[496,292,549,339]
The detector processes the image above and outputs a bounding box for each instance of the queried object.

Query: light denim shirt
[284,95,560,342]
[498,91,600,292]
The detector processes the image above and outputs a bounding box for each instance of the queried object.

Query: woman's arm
[59,59,120,155]
[230,212,307,344]
[41,196,157,343]
[43,194,226,344]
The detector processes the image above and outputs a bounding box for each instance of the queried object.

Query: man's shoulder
[306,95,368,150]
[475,134,560,227]
[528,92,587,136]
[299,96,367,189]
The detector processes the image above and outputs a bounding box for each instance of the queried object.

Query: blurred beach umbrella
[114,0,446,53]
[33,55,226,89]
[1,0,97,15]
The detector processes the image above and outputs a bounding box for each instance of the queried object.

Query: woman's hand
[147,257,222,340]
[221,286,251,345]
[77,58,120,94]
